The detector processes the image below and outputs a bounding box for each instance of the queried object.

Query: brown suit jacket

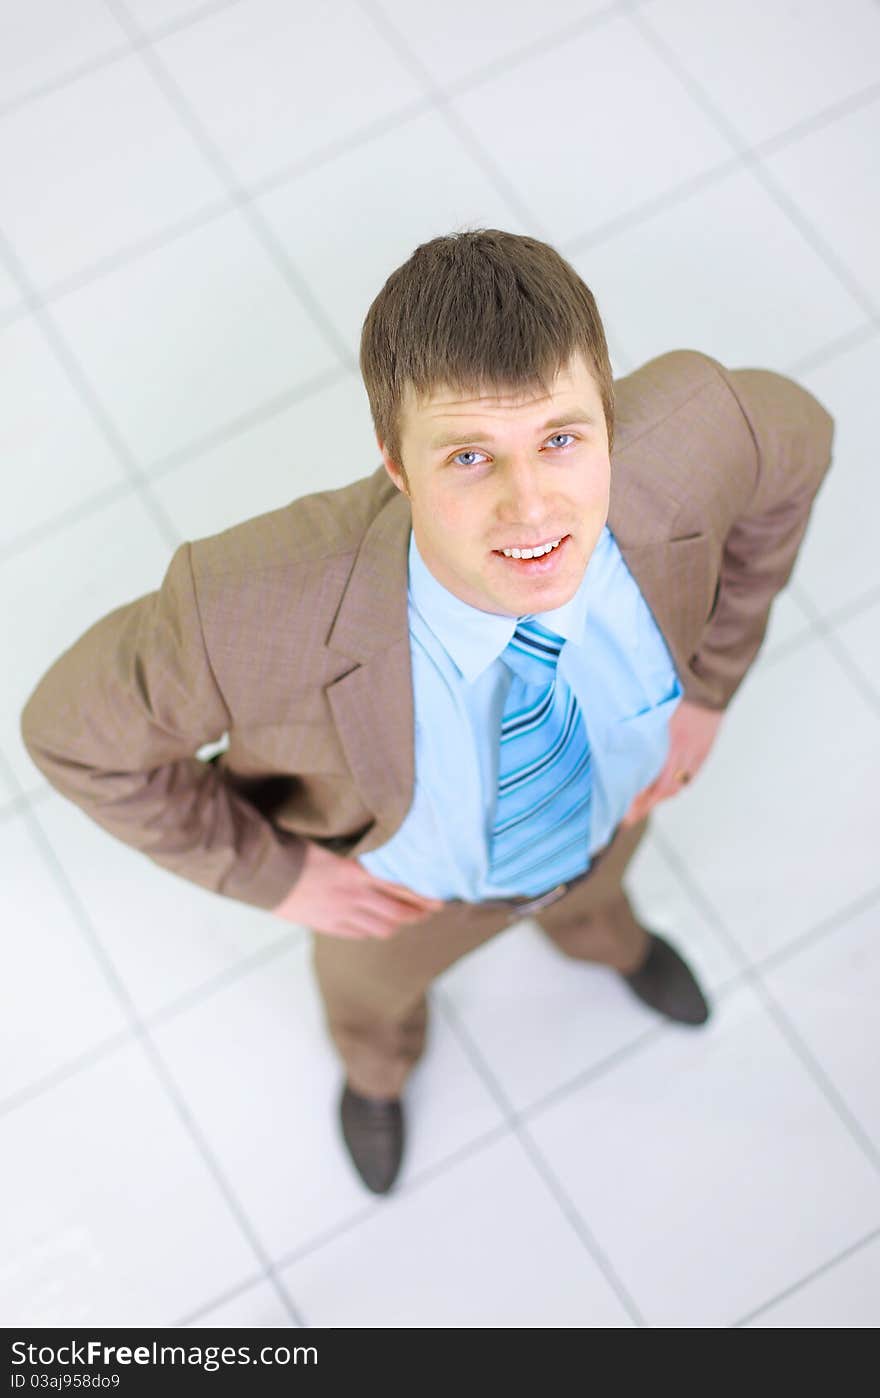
[20,350,835,912]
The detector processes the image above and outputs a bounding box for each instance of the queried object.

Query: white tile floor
[1,0,879,1329]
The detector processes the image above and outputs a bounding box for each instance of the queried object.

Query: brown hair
[359,227,614,488]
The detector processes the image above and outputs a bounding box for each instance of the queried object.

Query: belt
[474,838,613,920]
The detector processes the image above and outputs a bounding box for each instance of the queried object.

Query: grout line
[560,152,744,253]
[753,882,880,978]
[104,0,358,374]
[0,309,872,567]
[358,0,559,240]
[0,360,352,566]
[0,1026,136,1118]
[745,79,880,162]
[646,816,873,1000]
[645,821,880,1186]
[0,95,436,316]
[266,1117,516,1276]
[0,797,304,1122]
[4,727,877,1324]
[226,92,435,206]
[0,477,139,566]
[752,978,880,1175]
[6,790,307,1328]
[784,590,880,715]
[628,4,879,321]
[648,817,833,993]
[0,41,135,122]
[265,934,874,1321]
[0,222,183,555]
[177,974,738,1325]
[438,928,880,1330]
[0,0,875,586]
[32,0,608,181]
[729,1223,880,1327]
[125,365,353,485]
[413,0,631,103]
[781,577,880,648]
[32,194,240,306]
[0,5,875,332]
[432,985,647,1326]
[785,320,879,376]
[3,0,879,1327]
[173,1265,292,1329]
[745,158,878,320]
[766,573,880,720]
[127,0,250,48]
[0,0,247,121]
[512,974,742,1128]
[3,584,875,1081]
[144,929,304,1028]
[4,1,878,569]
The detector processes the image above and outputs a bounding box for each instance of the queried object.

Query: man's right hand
[271,839,446,939]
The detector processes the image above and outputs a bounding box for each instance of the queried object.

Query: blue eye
[452,433,576,467]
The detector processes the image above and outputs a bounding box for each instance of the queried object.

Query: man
[20,229,835,1196]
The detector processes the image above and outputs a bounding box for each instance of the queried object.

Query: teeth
[501,537,562,559]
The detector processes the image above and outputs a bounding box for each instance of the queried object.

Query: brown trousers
[311,815,652,1099]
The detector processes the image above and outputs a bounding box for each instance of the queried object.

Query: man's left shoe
[621,932,711,1026]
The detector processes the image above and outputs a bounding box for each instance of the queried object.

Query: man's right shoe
[339,1082,404,1194]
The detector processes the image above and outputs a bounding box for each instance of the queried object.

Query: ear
[379,444,409,497]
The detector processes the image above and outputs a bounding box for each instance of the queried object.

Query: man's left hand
[620,698,724,827]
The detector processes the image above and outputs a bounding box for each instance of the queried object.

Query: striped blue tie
[485,616,592,897]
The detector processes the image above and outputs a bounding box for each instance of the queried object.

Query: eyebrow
[428,410,597,451]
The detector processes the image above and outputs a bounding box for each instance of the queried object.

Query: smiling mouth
[491,533,571,570]
[493,533,569,554]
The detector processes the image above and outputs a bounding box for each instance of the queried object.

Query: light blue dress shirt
[356,525,683,902]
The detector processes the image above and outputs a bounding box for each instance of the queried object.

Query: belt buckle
[515,881,568,917]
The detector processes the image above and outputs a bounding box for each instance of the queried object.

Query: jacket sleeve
[683,361,836,711]
[19,541,308,911]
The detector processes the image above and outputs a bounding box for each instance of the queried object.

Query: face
[378,351,611,617]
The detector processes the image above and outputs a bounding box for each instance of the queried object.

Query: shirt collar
[408,527,611,684]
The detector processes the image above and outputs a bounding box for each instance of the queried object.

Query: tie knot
[501,617,565,687]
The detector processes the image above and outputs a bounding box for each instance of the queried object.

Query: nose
[497,459,550,527]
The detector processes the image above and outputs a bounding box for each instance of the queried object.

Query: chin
[502,580,576,613]
[512,560,582,607]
